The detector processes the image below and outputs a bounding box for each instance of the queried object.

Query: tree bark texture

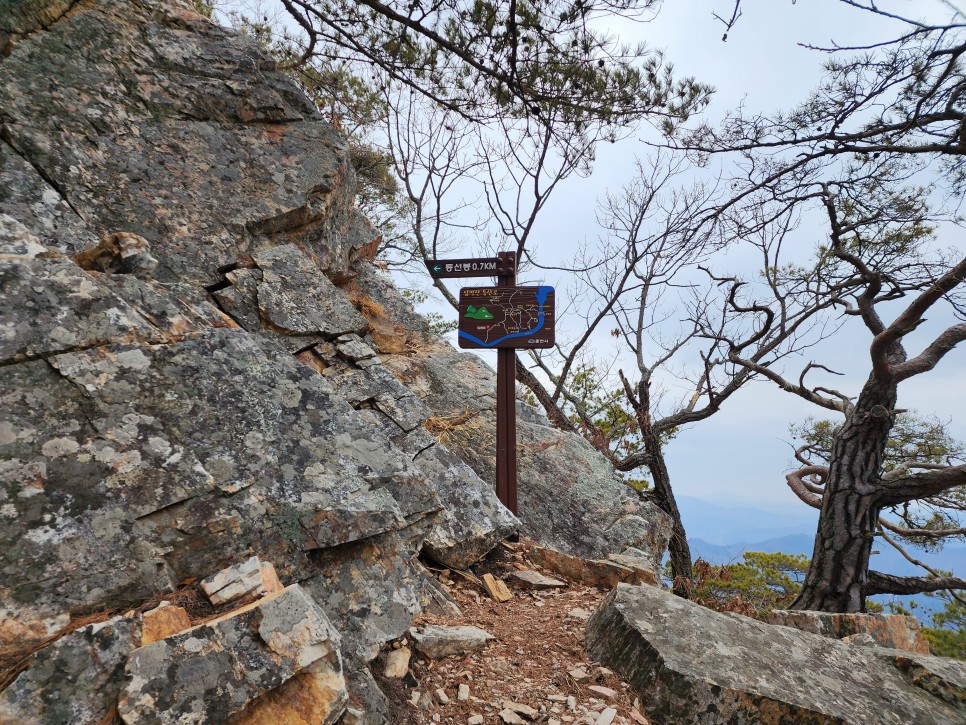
[791,377,898,613]
[641,423,694,596]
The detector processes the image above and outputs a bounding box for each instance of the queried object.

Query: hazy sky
[414,0,966,513]
[219,1,964,520]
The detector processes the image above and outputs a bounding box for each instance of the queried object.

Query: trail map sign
[458,286,555,349]
[427,250,547,515]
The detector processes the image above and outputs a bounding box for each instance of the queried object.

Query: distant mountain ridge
[676,496,965,619]
[677,495,818,545]
[687,533,966,618]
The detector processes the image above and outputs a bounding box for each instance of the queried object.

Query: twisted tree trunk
[639,413,693,596]
[791,377,897,612]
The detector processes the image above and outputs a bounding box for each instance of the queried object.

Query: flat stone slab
[526,545,658,589]
[587,583,965,724]
[409,624,494,660]
[508,569,566,590]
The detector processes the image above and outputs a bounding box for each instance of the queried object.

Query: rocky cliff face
[0,1,669,721]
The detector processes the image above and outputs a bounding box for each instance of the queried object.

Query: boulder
[0,615,140,725]
[768,609,930,654]
[298,320,519,570]
[586,583,965,724]
[119,584,347,724]
[398,426,519,569]
[0,320,441,649]
[0,0,367,285]
[303,528,461,668]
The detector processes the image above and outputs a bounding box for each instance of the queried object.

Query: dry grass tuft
[423,410,483,447]
[356,295,387,320]
[346,289,387,320]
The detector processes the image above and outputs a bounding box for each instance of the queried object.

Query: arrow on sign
[433,264,442,273]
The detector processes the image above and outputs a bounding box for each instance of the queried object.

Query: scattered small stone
[568,667,589,681]
[587,685,618,699]
[483,573,514,602]
[410,625,494,660]
[567,608,592,621]
[499,708,527,724]
[410,691,421,705]
[547,695,567,702]
[436,688,450,704]
[383,646,411,678]
[469,716,484,725]
[629,711,649,724]
[458,684,470,701]
[567,695,577,711]
[596,707,617,725]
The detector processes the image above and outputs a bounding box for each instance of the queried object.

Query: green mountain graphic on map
[464,305,494,320]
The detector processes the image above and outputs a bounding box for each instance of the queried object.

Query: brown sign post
[426,252,555,516]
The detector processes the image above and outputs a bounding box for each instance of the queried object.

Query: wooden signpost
[426,251,555,515]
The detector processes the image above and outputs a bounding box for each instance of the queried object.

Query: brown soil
[374,543,651,725]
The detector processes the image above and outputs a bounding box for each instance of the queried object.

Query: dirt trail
[374,542,652,725]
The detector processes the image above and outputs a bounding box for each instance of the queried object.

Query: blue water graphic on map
[459,286,553,348]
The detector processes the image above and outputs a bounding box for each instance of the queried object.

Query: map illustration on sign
[458,286,555,349]
[464,305,495,320]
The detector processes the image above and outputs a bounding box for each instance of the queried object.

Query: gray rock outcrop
[383,347,672,569]
[0,614,141,724]
[587,583,966,724]
[0,0,671,720]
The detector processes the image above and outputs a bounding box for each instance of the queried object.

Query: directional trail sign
[426,256,515,279]
[458,286,555,350]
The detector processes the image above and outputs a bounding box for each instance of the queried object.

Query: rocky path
[374,542,652,725]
